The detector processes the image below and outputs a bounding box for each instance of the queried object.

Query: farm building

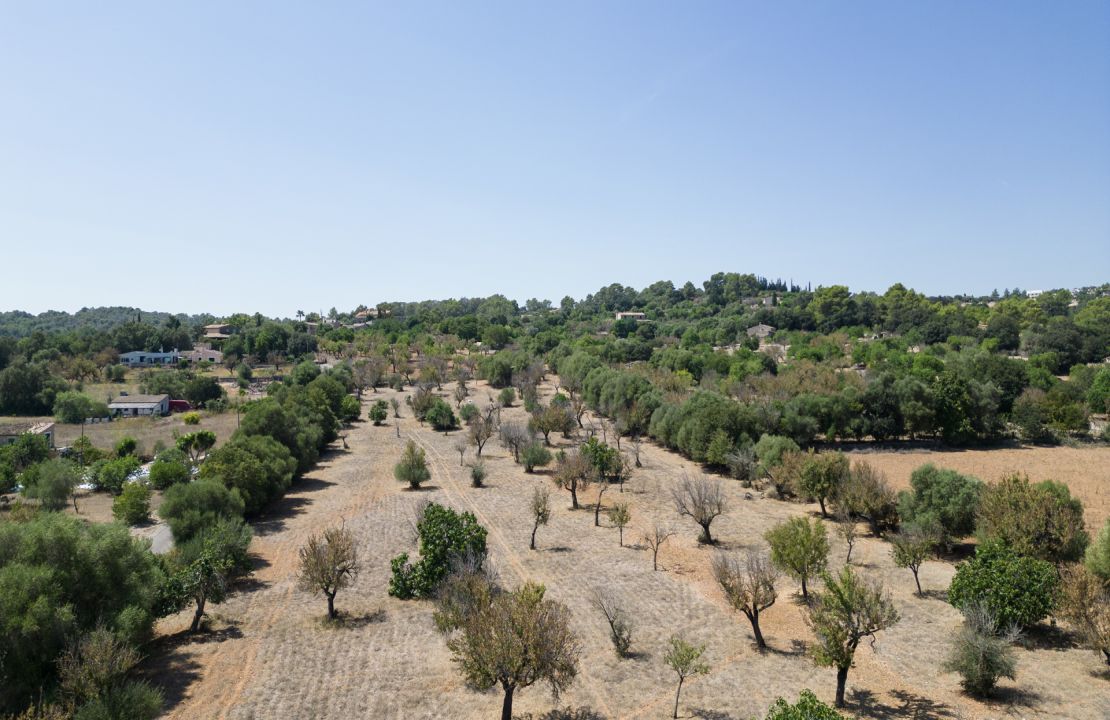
[0,421,55,449]
[745,323,776,339]
[182,346,223,364]
[614,311,647,321]
[108,394,170,417]
[118,350,180,367]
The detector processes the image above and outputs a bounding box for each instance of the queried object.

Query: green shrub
[470,461,486,488]
[977,474,1089,563]
[53,392,109,424]
[90,456,141,495]
[112,482,152,525]
[458,403,479,423]
[339,395,361,423]
[73,680,163,720]
[394,440,430,489]
[369,400,389,425]
[159,480,245,543]
[181,411,201,425]
[948,541,1058,629]
[522,443,553,473]
[148,451,190,490]
[199,435,296,515]
[389,503,487,599]
[943,603,1019,697]
[1085,518,1110,581]
[498,387,516,407]
[762,690,846,719]
[425,399,457,431]
[897,464,982,546]
[114,437,137,458]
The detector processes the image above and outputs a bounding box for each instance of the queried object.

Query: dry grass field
[140,381,1110,720]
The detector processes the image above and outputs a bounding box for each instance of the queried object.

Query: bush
[522,443,553,473]
[72,680,163,720]
[394,440,430,489]
[1086,518,1110,581]
[199,435,297,516]
[368,400,388,425]
[339,395,361,423]
[53,392,108,424]
[148,451,190,490]
[897,464,982,546]
[181,411,201,425]
[499,387,516,407]
[835,461,898,536]
[977,473,1089,564]
[762,690,846,720]
[112,482,152,525]
[159,480,245,543]
[470,461,486,488]
[948,541,1058,629]
[90,456,141,495]
[424,399,457,431]
[943,603,1019,697]
[114,437,137,458]
[389,503,488,599]
[765,517,829,598]
[458,403,478,423]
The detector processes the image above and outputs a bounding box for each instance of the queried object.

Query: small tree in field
[672,474,728,544]
[454,438,468,466]
[522,443,553,473]
[664,635,709,719]
[835,510,858,564]
[530,486,551,550]
[553,451,593,510]
[470,461,487,488]
[607,502,631,546]
[643,523,676,571]
[890,523,938,596]
[468,414,495,457]
[712,551,779,651]
[943,602,1020,697]
[765,517,829,599]
[438,579,580,720]
[369,400,388,425]
[807,566,899,708]
[298,526,361,620]
[1057,564,1110,666]
[591,588,633,657]
[390,397,401,417]
[394,440,431,490]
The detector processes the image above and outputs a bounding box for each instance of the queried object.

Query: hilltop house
[108,394,170,417]
[746,323,776,339]
[0,421,55,449]
[182,345,224,364]
[118,350,180,368]
[615,311,647,321]
[203,323,232,340]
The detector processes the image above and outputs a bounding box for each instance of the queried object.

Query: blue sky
[1,1,1107,317]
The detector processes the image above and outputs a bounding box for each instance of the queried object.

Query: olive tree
[672,474,728,544]
[943,602,1020,697]
[298,526,361,619]
[807,566,899,707]
[890,523,938,596]
[553,451,593,510]
[765,517,829,599]
[712,550,779,651]
[607,502,631,547]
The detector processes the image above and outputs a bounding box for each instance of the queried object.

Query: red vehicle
[168,399,193,413]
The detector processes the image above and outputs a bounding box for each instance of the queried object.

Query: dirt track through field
[144,381,1110,720]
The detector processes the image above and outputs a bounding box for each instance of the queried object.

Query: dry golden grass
[139,381,1110,720]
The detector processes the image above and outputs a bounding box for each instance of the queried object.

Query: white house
[615,311,647,321]
[118,350,180,368]
[182,346,224,364]
[108,394,170,417]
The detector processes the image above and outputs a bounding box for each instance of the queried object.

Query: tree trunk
[818,497,827,517]
[531,521,538,550]
[748,612,766,650]
[835,665,849,708]
[652,550,659,571]
[913,569,922,596]
[327,592,336,619]
[618,527,623,547]
[801,576,808,599]
[501,683,514,720]
[191,596,206,632]
[673,677,683,718]
[570,487,578,510]
[699,522,713,545]
[845,542,854,564]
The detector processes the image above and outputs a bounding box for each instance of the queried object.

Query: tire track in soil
[411,434,616,720]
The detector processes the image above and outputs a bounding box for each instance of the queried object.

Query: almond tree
[712,551,779,651]
[553,451,593,510]
[608,503,631,546]
[530,486,551,551]
[672,474,728,544]
[765,517,829,599]
[642,523,676,571]
[298,526,361,619]
[664,635,709,719]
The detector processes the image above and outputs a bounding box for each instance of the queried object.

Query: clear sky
[1,1,1108,317]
